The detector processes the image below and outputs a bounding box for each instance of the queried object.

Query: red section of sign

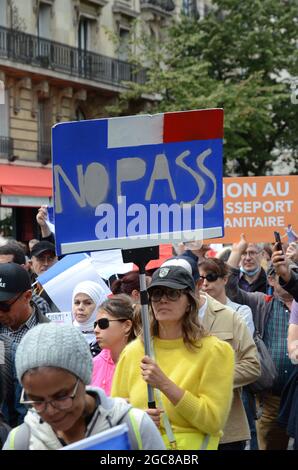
[163,109,224,143]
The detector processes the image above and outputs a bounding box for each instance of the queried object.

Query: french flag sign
[52,109,224,256]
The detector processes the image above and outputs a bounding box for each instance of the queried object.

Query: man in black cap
[0,240,51,316]
[0,263,49,344]
[30,241,59,312]
[30,241,57,277]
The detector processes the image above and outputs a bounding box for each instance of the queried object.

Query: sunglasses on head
[199,273,221,282]
[149,287,185,302]
[93,318,127,330]
[0,292,24,313]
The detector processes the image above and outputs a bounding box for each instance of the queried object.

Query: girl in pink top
[91,294,138,395]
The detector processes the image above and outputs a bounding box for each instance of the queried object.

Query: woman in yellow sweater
[111,265,235,450]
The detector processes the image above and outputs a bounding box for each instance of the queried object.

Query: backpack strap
[8,427,19,450]
[7,423,30,450]
[116,407,143,450]
[127,408,143,450]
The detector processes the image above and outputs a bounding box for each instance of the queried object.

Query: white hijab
[72,280,108,344]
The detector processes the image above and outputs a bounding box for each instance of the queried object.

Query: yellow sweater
[111,335,235,450]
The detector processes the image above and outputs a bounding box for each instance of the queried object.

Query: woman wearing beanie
[111,265,235,450]
[71,280,107,351]
[91,294,139,395]
[2,323,165,450]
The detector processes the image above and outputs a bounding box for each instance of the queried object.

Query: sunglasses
[94,318,127,330]
[0,292,24,313]
[149,287,185,302]
[199,273,221,282]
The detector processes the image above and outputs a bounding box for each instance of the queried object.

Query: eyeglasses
[93,318,127,330]
[199,273,221,282]
[20,378,80,413]
[0,292,24,313]
[241,250,261,258]
[149,287,185,302]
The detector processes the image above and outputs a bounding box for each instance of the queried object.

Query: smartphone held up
[274,231,284,253]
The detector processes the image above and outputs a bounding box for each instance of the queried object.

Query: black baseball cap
[148,265,195,293]
[30,241,56,258]
[0,263,32,301]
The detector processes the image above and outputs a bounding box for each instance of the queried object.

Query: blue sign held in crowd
[52,109,224,255]
[60,424,131,450]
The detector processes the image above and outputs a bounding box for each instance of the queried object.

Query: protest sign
[52,109,224,255]
[46,312,72,325]
[60,424,131,450]
[37,253,111,312]
[206,175,298,243]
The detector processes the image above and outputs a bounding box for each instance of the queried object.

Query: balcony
[0,136,14,161]
[140,0,175,14]
[0,26,146,87]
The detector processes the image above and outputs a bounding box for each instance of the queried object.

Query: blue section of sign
[52,119,223,255]
[83,432,131,450]
[61,424,131,450]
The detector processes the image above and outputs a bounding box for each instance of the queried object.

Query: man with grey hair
[239,242,268,293]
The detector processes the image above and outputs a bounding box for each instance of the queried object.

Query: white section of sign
[108,114,164,148]
[46,218,55,234]
[91,250,134,279]
[46,312,72,325]
[60,226,223,255]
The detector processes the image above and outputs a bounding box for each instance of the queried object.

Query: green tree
[107,0,298,176]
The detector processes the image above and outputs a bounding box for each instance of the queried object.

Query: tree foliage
[107,0,298,176]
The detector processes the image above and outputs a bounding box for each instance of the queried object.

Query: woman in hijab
[72,280,107,349]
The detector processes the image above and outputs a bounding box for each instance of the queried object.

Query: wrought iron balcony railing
[140,0,175,13]
[38,141,51,165]
[0,26,146,87]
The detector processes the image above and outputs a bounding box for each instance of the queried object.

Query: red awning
[0,164,52,197]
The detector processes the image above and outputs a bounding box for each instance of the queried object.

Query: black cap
[30,241,56,258]
[0,263,32,301]
[148,265,195,292]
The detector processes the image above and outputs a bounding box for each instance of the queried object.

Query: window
[75,107,86,121]
[182,0,199,18]
[0,89,12,160]
[0,0,8,27]
[118,27,130,61]
[38,2,51,39]
[78,17,91,51]
[38,99,51,164]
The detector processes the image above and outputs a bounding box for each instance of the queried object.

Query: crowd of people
[0,206,297,451]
